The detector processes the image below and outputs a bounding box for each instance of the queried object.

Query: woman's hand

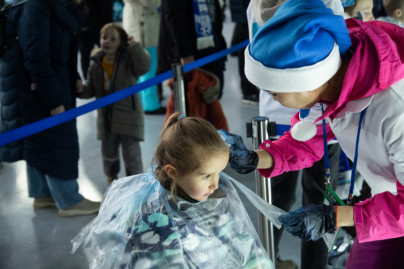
[279,204,337,241]
[50,105,65,115]
[180,55,194,66]
[76,79,83,93]
[218,130,259,174]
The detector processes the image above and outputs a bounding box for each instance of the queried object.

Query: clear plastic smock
[72,171,286,269]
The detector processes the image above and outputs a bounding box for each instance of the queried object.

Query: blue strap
[321,104,366,204]
[347,108,367,204]
[321,105,331,180]
[0,40,250,147]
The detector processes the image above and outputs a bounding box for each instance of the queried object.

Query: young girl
[78,23,151,184]
[72,113,286,268]
[222,0,404,267]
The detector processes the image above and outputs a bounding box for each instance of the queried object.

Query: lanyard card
[323,184,345,252]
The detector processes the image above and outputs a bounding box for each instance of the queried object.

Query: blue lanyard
[321,104,367,205]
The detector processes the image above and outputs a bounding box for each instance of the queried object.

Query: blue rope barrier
[0,40,250,147]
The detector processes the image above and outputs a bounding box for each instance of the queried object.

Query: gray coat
[79,43,151,141]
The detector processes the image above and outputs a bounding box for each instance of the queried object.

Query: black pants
[79,28,100,79]
[271,143,341,269]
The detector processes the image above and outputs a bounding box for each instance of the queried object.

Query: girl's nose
[210,177,219,190]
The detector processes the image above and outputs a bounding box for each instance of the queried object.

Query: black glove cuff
[324,204,337,234]
[230,150,259,174]
[249,150,259,168]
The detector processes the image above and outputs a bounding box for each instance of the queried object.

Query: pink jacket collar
[317,18,404,122]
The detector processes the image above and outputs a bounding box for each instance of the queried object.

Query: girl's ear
[164,165,177,179]
[395,8,403,19]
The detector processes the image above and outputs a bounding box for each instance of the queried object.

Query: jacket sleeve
[257,113,336,178]
[353,116,404,243]
[128,42,151,77]
[18,1,65,111]
[354,181,404,243]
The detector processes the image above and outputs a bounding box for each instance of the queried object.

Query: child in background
[78,23,151,184]
[376,0,404,27]
[72,113,286,269]
[343,0,375,21]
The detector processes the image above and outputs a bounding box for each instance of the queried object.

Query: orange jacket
[165,69,229,131]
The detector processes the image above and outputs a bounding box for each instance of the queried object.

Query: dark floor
[0,10,303,269]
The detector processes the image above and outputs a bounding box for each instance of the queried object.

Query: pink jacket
[258,19,404,243]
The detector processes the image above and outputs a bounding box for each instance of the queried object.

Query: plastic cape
[72,172,286,269]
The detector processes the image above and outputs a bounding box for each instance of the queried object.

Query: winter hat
[245,0,351,93]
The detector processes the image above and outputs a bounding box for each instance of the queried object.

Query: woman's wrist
[336,206,354,227]
[256,149,274,169]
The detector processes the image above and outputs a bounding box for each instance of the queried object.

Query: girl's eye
[202,175,210,180]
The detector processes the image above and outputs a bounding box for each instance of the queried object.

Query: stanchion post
[171,63,186,115]
[249,116,276,264]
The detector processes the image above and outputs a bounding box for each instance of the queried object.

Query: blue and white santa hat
[245,0,352,93]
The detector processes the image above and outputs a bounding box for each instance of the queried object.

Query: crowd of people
[1,0,404,268]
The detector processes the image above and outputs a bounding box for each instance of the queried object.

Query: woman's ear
[164,165,177,179]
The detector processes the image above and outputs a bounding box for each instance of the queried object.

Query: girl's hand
[127,36,135,47]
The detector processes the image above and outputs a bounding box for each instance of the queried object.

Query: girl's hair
[100,23,128,49]
[153,112,229,197]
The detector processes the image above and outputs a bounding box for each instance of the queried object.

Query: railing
[0,40,249,146]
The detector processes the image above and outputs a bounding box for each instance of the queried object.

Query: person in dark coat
[0,0,100,217]
[229,0,260,105]
[74,0,114,79]
[157,0,227,98]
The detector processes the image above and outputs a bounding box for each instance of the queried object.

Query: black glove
[278,204,336,241]
[218,129,258,174]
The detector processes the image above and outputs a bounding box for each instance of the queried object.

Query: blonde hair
[100,23,128,50]
[152,113,229,197]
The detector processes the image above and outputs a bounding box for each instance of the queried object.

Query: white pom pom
[291,120,317,141]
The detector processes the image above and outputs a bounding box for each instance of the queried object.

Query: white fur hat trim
[244,43,341,92]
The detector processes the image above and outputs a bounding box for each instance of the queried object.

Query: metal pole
[251,116,276,264]
[171,63,186,115]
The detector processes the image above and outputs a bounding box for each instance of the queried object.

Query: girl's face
[267,83,326,109]
[100,28,121,56]
[175,151,229,202]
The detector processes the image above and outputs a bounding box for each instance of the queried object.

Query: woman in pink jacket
[220,0,404,267]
